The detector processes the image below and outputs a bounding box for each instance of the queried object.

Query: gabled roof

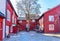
[0,12,5,18]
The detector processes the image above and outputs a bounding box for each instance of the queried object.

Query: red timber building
[0,0,18,41]
[6,0,18,35]
[38,5,60,33]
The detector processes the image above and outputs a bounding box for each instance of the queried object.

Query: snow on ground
[4,31,60,41]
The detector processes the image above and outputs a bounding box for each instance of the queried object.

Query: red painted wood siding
[44,5,60,33]
[6,2,12,26]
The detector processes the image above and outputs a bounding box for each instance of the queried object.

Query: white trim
[3,19,5,39]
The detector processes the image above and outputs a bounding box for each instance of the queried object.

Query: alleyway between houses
[4,31,60,41]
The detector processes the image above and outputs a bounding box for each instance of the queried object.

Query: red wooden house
[38,5,60,33]
[0,0,18,41]
[6,0,18,35]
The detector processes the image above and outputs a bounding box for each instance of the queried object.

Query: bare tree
[16,0,40,22]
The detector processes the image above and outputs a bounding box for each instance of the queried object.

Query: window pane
[49,24,54,30]
[49,16,54,21]
[7,10,10,21]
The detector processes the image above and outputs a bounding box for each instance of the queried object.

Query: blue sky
[10,0,60,16]
[38,0,60,15]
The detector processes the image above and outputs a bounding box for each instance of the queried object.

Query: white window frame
[7,9,10,21]
[49,15,54,22]
[49,24,54,30]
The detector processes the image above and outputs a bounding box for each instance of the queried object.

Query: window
[7,10,10,21]
[12,14,14,23]
[32,20,35,22]
[49,16,54,21]
[49,24,54,30]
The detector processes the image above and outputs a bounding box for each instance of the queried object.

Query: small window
[32,20,35,22]
[7,10,10,21]
[49,24,54,30]
[49,16,54,22]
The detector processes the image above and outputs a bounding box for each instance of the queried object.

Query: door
[6,26,9,36]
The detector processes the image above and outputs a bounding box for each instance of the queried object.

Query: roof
[0,12,6,18]
[37,4,60,20]
[7,0,18,17]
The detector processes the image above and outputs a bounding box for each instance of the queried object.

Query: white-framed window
[19,20,22,23]
[49,15,54,21]
[7,10,10,21]
[32,20,35,22]
[49,24,54,30]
